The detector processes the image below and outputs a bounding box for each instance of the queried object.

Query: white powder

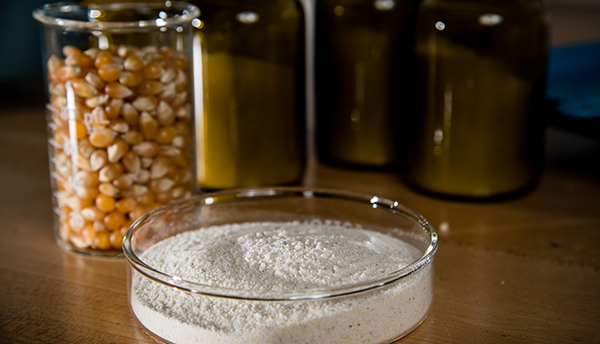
[130,221,434,344]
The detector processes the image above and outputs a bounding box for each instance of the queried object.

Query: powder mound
[141,221,421,292]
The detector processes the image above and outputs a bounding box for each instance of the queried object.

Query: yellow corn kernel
[81,206,105,222]
[119,70,144,87]
[89,127,117,148]
[118,45,137,59]
[93,220,106,232]
[159,67,177,84]
[99,182,121,198]
[107,139,129,163]
[98,63,123,82]
[110,230,124,250]
[155,126,177,144]
[67,196,93,211]
[73,120,87,140]
[132,95,158,112]
[94,230,112,250]
[56,65,82,82]
[98,163,123,183]
[171,135,186,149]
[154,191,172,204]
[74,153,91,171]
[159,82,176,103]
[171,186,187,200]
[84,94,109,109]
[113,173,134,189]
[156,101,175,126]
[85,70,105,90]
[134,169,150,184]
[115,197,136,214]
[105,98,124,120]
[72,78,98,98]
[121,151,141,173]
[105,82,133,99]
[175,103,191,120]
[74,170,99,188]
[77,138,95,158]
[136,192,154,206]
[123,54,144,71]
[103,211,125,231]
[150,178,175,192]
[158,145,181,157]
[140,157,153,169]
[138,80,163,95]
[132,141,158,158]
[95,194,116,213]
[142,61,162,79]
[140,112,158,140]
[150,156,170,179]
[76,186,99,201]
[84,47,100,60]
[94,50,115,68]
[122,130,143,146]
[90,149,108,172]
[110,119,129,134]
[121,102,139,125]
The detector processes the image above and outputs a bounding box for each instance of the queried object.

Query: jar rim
[32,1,200,30]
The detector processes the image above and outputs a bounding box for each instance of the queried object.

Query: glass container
[407,0,550,198]
[124,187,438,343]
[33,2,199,257]
[314,0,420,168]
[193,0,306,191]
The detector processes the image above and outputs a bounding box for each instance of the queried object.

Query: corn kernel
[105,98,124,119]
[105,82,133,99]
[72,78,98,98]
[132,95,158,111]
[95,194,116,213]
[122,130,143,146]
[74,170,99,188]
[134,169,150,184]
[107,139,129,163]
[124,54,144,71]
[94,50,116,68]
[140,111,158,140]
[121,103,139,125]
[99,163,123,183]
[85,71,105,90]
[119,70,144,87]
[94,230,112,250]
[150,156,170,179]
[122,151,141,173]
[155,126,177,144]
[99,182,121,197]
[150,178,175,192]
[110,230,124,250]
[142,61,162,79]
[98,63,123,82]
[156,101,175,126]
[138,80,163,95]
[110,119,129,134]
[115,197,136,214]
[89,127,116,148]
[136,192,154,206]
[90,149,108,172]
[113,173,134,189]
[132,141,158,158]
[81,206,105,222]
[103,211,125,231]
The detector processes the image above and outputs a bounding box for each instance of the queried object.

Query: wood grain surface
[1,2,600,343]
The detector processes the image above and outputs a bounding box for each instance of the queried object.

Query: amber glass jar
[315,0,419,168]
[192,0,306,190]
[406,0,550,198]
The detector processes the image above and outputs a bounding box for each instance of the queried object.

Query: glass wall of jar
[33,2,199,257]
[314,0,420,168]
[407,0,550,198]
[192,0,306,191]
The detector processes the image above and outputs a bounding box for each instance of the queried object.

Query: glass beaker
[192,0,306,191]
[33,1,199,257]
[407,0,550,199]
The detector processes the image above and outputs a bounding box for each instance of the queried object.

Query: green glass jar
[315,0,420,168]
[193,0,306,190]
[407,0,550,198]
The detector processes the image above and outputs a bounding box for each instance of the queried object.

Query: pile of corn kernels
[47,44,194,252]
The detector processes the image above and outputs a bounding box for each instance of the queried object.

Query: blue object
[547,42,600,139]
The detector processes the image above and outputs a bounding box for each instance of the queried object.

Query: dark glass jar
[407,0,550,198]
[315,0,420,168]
[193,0,306,190]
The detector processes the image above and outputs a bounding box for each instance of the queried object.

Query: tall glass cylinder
[314,0,420,168]
[33,2,199,257]
[192,0,306,191]
[407,0,550,198]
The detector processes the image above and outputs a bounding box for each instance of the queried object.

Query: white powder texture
[130,221,434,344]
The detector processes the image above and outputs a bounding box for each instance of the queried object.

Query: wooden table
[2,2,600,343]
